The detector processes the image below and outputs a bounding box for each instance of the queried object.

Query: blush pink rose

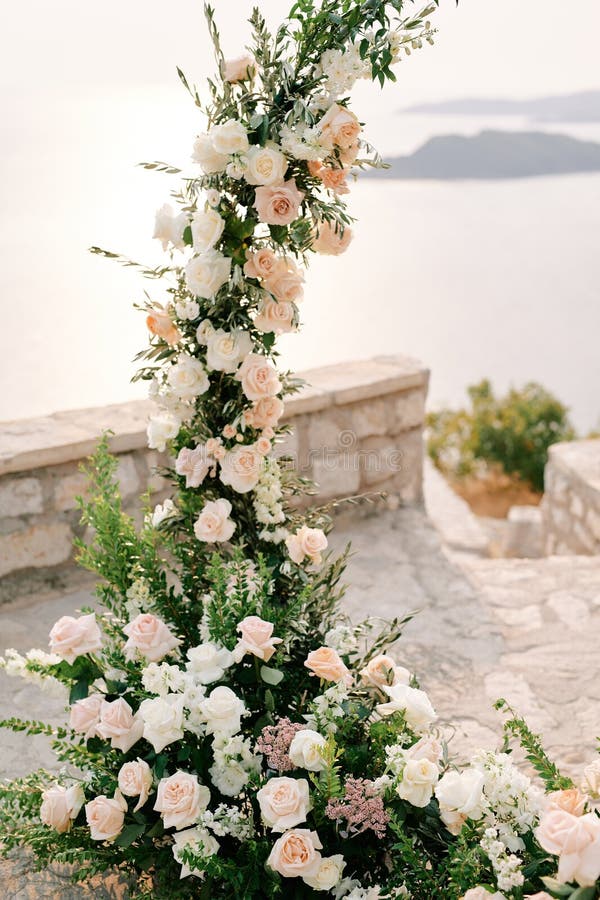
[359,654,410,690]
[304,647,352,685]
[118,759,154,812]
[146,308,182,346]
[548,788,587,817]
[244,246,282,280]
[40,783,85,834]
[255,297,297,335]
[263,266,304,304]
[267,828,323,879]
[175,445,213,488]
[250,396,285,430]
[311,219,353,256]
[255,436,272,455]
[96,697,144,753]
[257,777,311,832]
[235,615,282,663]
[219,445,263,493]
[536,809,600,886]
[236,353,282,402]
[85,792,127,842]
[222,53,255,83]
[318,103,361,150]
[254,179,304,226]
[193,498,236,542]
[69,692,104,739]
[49,613,102,664]
[123,613,180,663]
[286,525,328,566]
[154,771,211,830]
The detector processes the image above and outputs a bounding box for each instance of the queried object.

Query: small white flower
[148,498,178,528]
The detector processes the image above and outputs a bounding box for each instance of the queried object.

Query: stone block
[391,389,426,433]
[346,398,388,439]
[569,493,585,519]
[54,471,89,512]
[116,454,140,499]
[586,507,600,543]
[0,477,43,517]
[0,523,73,577]
[311,452,360,499]
[358,436,403,488]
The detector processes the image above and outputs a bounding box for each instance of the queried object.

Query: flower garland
[2,2,600,899]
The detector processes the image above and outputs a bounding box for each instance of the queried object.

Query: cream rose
[192,133,228,174]
[536,809,600,887]
[257,777,311,832]
[286,525,328,566]
[318,103,361,149]
[167,355,210,399]
[582,759,600,799]
[186,642,233,684]
[118,759,153,812]
[254,179,304,225]
[234,615,282,663]
[153,203,188,250]
[206,327,252,373]
[244,246,281,280]
[360,654,410,690]
[123,613,180,662]
[548,788,587,817]
[172,826,220,878]
[185,249,231,299]
[267,828,323,879]
[407,735,443,764]
[40,783,85,834]
[146,307,182,345]
[251,396,285,430]
[397,757,439,808]
[175,445,212,489]
[69,692,104,739]
[139,694,185,753]
[312,219,353,255]
[191,208,225,253]
[199,685,246,737]
[254,297,296,334]
[211,119,249,156]
[288,729,327,772]
[236,353,282,401]
[304,647,351,684]
[49,613,102,664]
[219,444,263,493]
[96,697,144,753]
[196,318,215,345]
[194,498,236,543]
[435,769,486,834]
[376,683,437,732]
[85,792,127,842]
[222,53,255,83]
[147,411,179,452]
[154,771,210,830]
[303,854,346,891]
[244,144,288,186]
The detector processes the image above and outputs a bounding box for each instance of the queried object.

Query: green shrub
[427,379,576,492]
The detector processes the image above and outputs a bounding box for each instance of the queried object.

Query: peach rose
[536,809,600,886]
[286,525,328,566]
[255,296,297,335]
[254,179,304,226]
[548,788,587,817]
[251,396,285,430]
[360,654,411,690]
[257,777,311,832]
[154,771,211,830]
[263,267,304,304]
[339,141,360,165]
[266,828,322,879]
[255,436,272,455]
[96,697,144,753]
[219,445,263,493]
[85,791,127,842]
[235,353,281,402]
[222,53,255,83]
[49,613,102,664]
[40,783,85,834]
[244,246,282,280]
[123,613,180,663]
[118,759,153,812]
[318,103,361,150]
[194,498,236,542]
[309,161,350,195]
[69,692,104,740]
[146,308,182,346]
[312,219,353,256]
[235,615,282,663]
[304,647,351,685]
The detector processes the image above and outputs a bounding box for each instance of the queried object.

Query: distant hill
[365,130,600,180]
[404,90,600,123]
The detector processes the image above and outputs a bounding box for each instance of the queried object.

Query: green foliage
[495,699,573,791]
[427,378,576,491]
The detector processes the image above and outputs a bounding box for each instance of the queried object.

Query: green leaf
[113,823,146,848]
[541,878,575,897]
[183,225,193,246]
[261,667,284,686]
[69,679,90,703]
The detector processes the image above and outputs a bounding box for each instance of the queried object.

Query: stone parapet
[541,439,600,555]
[0,355,429,602]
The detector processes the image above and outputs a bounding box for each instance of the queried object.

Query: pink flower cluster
[257,718,306,772]
[325,777,390,839]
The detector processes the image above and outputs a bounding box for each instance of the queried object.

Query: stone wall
[541,439,600,555]
[0,355,428,603]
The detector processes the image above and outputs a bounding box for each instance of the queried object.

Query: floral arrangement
[1,1,599,898]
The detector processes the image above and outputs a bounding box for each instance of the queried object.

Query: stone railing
[0,355,428,603]
[541,438,600,555]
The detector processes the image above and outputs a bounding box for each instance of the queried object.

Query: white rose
[147,411,180,452]
[288,729,327,772]
[199,685,246,737]
[150,497,177,528]
[222,54,255,83]
[396,757,439,808]
[139,694,185,753]
[206,328,252,374]
[583,759,600,799]
[196,318,215,345]
[191,208,225,253]
[174,298,200,321]
[185,250,232,299]
[462,890,506,900]
[435,768,486,834]
[172,826,220,878]
[153,203,188,251]
[193,498,236,543]
[186,643,233,684]
[375,683,437,733]
[206,189,221,207]
[303,853,346,891]
[211,119,249,156]
[192,133,228,174]
[219,445,263,493]
[167,355,210,399]
[243,144,288,186]
[257,777,312,832]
